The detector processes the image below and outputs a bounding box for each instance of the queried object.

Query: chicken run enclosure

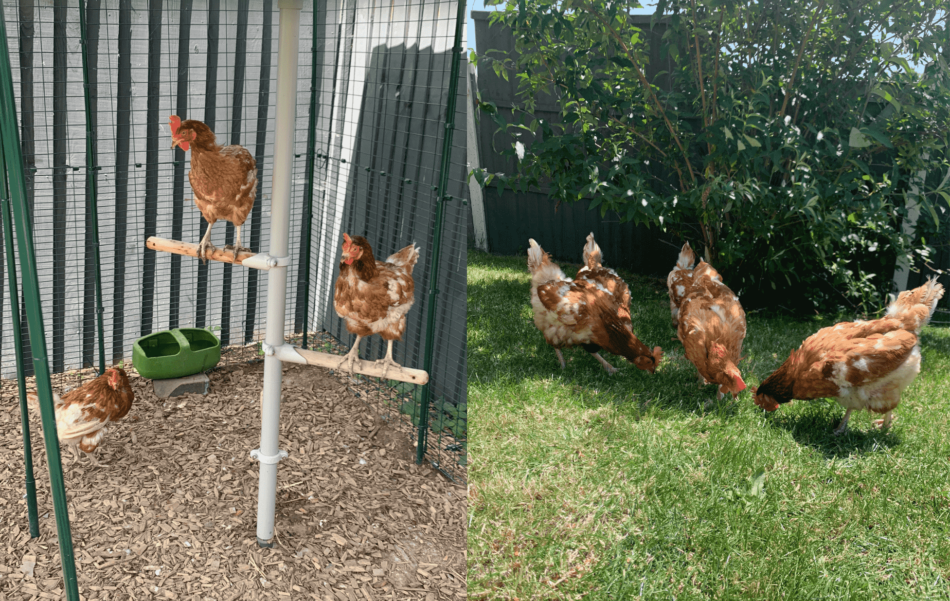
[0,0,466,597]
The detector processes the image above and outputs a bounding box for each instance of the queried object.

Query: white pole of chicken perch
[253,0,301,548]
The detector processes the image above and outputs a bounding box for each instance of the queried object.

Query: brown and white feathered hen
[666,241,697,327]
[754,279,944,434]
[334,234,420,377]
[26,368,135,465]
[169,116,258,262]
[668,243,748,399]
[528,237,662,374]
[576,233,630,306]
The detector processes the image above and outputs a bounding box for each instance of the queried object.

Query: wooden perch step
[146,237,256,265]
[276,345,429,385]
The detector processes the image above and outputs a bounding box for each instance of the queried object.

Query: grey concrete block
[153,373,210,399]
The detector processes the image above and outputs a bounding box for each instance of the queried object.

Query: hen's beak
[753,392,780,412]
[171,134,190,151]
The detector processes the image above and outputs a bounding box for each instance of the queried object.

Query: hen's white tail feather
[25,390,63,414]
[885,277,945,334]
[527,239,545,272]
[527,238,566,285]
[385,242,420,273]
[676,242,695,270]
[583,232,603,270]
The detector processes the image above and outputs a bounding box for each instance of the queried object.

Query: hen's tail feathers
[527,239,547,274]
[25,390,64,414]
[583,232,603,270]
[386,243,421,273]
[676,242,695,270]
[886,277,945,334]
[528,238,567,285]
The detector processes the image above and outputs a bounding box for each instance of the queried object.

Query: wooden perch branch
[277,345,429,385]
[146,237,256,265]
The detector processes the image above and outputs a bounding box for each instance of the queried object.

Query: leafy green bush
[474,0,950,313]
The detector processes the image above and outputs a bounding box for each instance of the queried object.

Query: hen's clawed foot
[376,357,402,381]
[197,240,217,264]
[223,244,252,263]
[873,413,896,430]
[340,353,362,374]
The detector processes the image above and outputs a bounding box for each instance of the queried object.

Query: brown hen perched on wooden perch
[170,115,258,263]
[334,234,420,378]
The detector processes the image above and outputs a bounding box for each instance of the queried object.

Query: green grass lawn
[467,249,950,601]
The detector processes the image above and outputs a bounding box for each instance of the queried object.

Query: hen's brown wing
[576,266,631,319]
[56,372,135,440]
[533,280,596,347]
[787,323,918,399]
[334,260,416,335]
[188,145,257,226]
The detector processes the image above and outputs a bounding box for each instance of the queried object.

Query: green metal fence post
[78,0,107,374]
[415,0,466,464]
[0,8,80,600]
[0,135,40,539]
[300,5,320,350]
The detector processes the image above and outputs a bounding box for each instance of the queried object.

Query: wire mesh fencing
[0,0,466,481]
[312,0,467,480]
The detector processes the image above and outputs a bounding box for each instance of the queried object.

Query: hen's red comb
[169,115,181,134]
[343,233,352,245]
[734,375,747,392]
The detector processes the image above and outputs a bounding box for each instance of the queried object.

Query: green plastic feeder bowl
[133,328,221,380]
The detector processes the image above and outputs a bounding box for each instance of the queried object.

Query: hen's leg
[65,443,81,465]
[339,335,363,373]
[591,351,618,375]
[84,451,100,467]
[225,224,252,262]
[197,219,217,264]
[554,348,566,369]
[873,412,896,429]
[833,408,853,436]
[376,339,402,380]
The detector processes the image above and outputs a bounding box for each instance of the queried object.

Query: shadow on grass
[763,401,900,458]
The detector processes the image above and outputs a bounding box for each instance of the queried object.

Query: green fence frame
[77,0,108,376]
[0,6,81,599]
[416,0,467,464]
[0,123,40,541]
